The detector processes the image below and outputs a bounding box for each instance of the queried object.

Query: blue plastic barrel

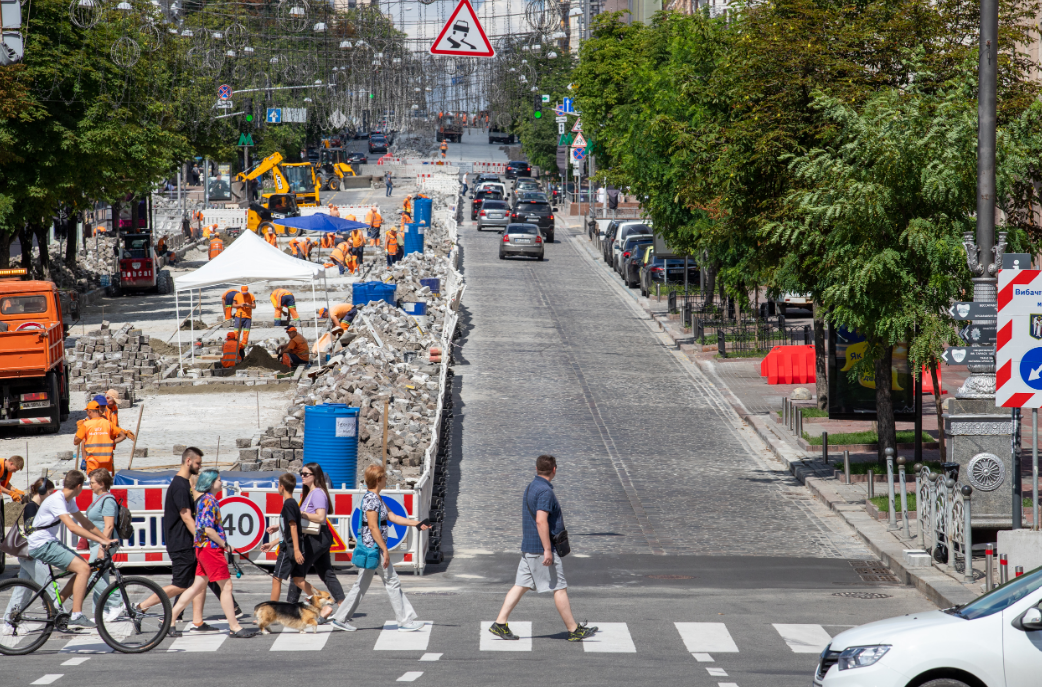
[420,278,441,296]
[352,281,396,306]
[351,282,372,306]
[303,404,359,490]
[401,302,427,317]
[413,198,433,227]
[403,222,425,256]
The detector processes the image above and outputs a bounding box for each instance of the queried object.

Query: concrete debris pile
[354,252,453,318]
[68,322,161,401]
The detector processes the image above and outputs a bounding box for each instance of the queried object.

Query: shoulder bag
[300,491,323,536]
[524,483,570,558]
[1,512,60,559]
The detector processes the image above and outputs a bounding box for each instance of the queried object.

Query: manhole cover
[832,592,892,599]
[647,574,694,580]
[850,561,899,584]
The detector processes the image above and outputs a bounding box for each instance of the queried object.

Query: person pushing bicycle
[25,470,116,629]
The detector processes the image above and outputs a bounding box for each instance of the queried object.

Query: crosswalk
[53,621,836,657]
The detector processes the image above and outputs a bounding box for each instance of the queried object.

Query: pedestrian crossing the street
[42,620,835,658]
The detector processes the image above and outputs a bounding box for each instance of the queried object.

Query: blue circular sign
[218,84,232,100]
[351,496,408,550]
[1019,347,1042,390]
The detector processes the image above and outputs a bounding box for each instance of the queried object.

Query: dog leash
[230,551,279,580]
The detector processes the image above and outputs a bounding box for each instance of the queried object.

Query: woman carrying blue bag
[329,464,430,633]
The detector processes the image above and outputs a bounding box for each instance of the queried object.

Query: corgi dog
[254,590,335,634]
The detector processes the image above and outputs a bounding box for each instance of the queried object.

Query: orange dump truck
[0,273,71,433]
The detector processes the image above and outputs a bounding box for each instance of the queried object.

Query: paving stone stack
[67,322,160,400]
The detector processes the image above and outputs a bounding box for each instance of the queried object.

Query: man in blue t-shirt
[488,455,597,643]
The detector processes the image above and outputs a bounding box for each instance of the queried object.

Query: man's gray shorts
[515,553,567,593]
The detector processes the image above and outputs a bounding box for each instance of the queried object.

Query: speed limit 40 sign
[218,496,265,553]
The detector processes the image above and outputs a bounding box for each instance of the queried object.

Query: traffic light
[533,93,542,120]
[244,98,254,124]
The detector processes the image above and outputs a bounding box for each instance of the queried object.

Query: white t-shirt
[27,491,80,550]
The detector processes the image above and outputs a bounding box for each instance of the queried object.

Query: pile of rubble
[68,322,164,402]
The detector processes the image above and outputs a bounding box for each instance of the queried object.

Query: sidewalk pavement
[572,233,982,609]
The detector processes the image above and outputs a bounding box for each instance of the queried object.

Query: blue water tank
[403,222,425,256]
[352,281,397,306]
[401,301,427,317]
[351,282,372,305]
[413,197,433,227]
[303,404,359,490]
[420,278,441,296]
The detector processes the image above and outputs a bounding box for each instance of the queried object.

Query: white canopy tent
[172,230,330,372]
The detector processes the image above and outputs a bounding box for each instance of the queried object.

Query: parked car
[505,160,532,179]
[510,201,555,242]
[476,200,510,231]
[499,223,544,260]
[776,292,812,316]
[613,223,653,273]
[815,566,1042,687]
[639,252,701,297]
[622,239,654,287]
[471,190,503,220]
[602,220,623,264]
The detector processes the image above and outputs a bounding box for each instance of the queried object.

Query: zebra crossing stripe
[397,672,424,682]
[31,675,64,685]
[674,623,739,653]
[60,657,90,666]
[270,624,333,651]
[772,624,831,653]
[581,622,636,653]
[374,621,432,651]
[59,633,111,654]
[167,622,230,653]
[480,621,532,651]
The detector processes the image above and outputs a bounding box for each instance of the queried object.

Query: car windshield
[283,166,312,193]
[507,224,539,234]
[949,567,1042,619]
[122,236,151,258]
[483,201,506,209]
[1,295,48,315]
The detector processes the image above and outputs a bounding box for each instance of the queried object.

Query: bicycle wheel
[0,578,55,655]
[95,576,171,654]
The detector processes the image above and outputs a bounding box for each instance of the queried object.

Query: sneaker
[103,606,124,623]
[67,614,96,629]
[329,620,357,632]
[488,622,519,640]
[567,622,598,642]
[234,606,245,619]
[398,621,425,632]
[190,622,220,634]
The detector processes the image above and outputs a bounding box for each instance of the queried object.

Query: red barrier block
[761,345,816,384]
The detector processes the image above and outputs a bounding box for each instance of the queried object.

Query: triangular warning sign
[571,132,587,148]
[429,0,495,58]
[571,118,582,133]
[327,519,348,553]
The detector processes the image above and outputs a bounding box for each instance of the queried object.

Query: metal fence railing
[695,316,813,353]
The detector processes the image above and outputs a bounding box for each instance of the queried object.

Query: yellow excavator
[236,151,321,208]
[317,147,357,191]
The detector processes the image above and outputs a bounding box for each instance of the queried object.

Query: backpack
[102,494,134,540]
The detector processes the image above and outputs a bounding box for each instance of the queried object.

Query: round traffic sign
[217,496,265,553]
[572,147,586,161]
[351,496,408,551]
[1020,347,1042,391]
[218,84,232,101]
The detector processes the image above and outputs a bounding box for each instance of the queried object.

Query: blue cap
[93,394,108,407]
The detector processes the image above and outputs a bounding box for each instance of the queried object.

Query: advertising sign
[828,326,917,421]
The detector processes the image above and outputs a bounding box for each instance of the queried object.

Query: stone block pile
[68,322,162,401]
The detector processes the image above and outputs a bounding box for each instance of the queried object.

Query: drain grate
[832,592,892,599]
[850,561,900,584]
[647,574,694,580]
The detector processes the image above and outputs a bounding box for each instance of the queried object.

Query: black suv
[505,160,532,179]
[368,135,388,153]
[511,201,554,241]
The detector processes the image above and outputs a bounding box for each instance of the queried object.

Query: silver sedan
[498,223,544,260]
[477,200,511,231]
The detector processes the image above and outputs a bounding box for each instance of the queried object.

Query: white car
[815,567,1042,687]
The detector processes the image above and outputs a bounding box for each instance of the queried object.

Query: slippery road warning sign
[429,0,495,57]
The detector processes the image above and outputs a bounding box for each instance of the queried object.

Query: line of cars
[468,171,557,260]
[596,219,699,294]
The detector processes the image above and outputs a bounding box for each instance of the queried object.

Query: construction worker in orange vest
[289,238,304,259]
[103,389,122,428]
[385,225,401,266]
[208,234,224,260]
[349,226,365,265]
[366,208,383,246]
[319,303,357,330]
[74,400,126,474]
[328,240,349,274]
[321,233,335,249]
[403,195,413,216]
[329,204,341,218]
[222,287,239,320]
[270,287,300,327]
[220,332,241,367]
[264,227,278,247]
[301,237,314,261]
[276,326,310,368]
[0,454,24,503]
[232,285,256,354]
[440,140,447,158]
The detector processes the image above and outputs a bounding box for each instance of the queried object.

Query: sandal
[229,628,257,638]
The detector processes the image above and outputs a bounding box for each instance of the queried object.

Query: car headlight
[837,645,890,670]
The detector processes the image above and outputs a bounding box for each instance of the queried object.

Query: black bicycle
[0,544,172,655]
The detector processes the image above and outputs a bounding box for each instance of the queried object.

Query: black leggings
[287,536,345,603]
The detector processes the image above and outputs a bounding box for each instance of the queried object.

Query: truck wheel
[328,176,340,192]
[157,270,173,295]
[43,371,61,434]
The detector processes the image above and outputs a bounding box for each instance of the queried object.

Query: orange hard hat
[226,332,237,340]
[241,285,249,292]
[86,400,102,411]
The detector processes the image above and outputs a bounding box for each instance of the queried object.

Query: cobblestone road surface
[450,213,871,559]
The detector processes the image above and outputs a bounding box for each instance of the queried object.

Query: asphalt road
[0,161,938,686]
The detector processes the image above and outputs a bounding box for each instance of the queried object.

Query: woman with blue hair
[167,469,256,638]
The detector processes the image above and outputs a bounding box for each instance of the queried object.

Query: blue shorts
[29,540,77,570]
[234,316,252,330]
[279,294,295,308]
